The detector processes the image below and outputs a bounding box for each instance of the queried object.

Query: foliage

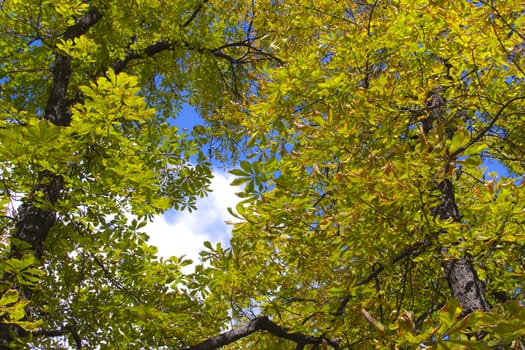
[0,0,524,349]
[0,0,275,348]
[217,0,525,348]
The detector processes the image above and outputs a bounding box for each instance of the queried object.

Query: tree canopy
[1,0,524,349]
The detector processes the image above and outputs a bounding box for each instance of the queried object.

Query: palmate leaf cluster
[0,0,524,349]
[0,0,273,348]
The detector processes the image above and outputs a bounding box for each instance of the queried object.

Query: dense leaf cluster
[0,0,524,349]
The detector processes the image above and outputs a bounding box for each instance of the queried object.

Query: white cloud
[146,170,241,271]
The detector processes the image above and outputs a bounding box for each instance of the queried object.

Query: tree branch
[424,88,491,316]
[112,40,172,73]
[33,325,83,350]
[61,8,103,41]
[44,8,102,126]
[92,254,143,305]
[334,237,434,317]
[112,36,282,75]
[182,0,210,28]
[188,316,339,350]
[12,7,102,260]
[112,1,285,73]
[451,95,525,159]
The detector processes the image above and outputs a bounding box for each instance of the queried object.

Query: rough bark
[424,88,491,315]
[0,8,102,349]
[443,258,491,316]
[44,8,102,126]
[13,7,102,257]
[13,173,62,260]
[188,316,339,350]
[435,177,491,315]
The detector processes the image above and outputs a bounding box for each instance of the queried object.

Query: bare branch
[451,95,525,159]
[112,40,172,73]
[33,325,83,349]
[415,301,446,326]
[92,254,143,305]
[112,37,282,76]
[182,0,210,28]
[335,237,434,317]
[188,316,339,350]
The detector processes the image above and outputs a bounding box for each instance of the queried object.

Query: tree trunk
[0,8,102,348]
[425,89,491,316]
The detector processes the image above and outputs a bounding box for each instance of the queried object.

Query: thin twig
[182,0,210,27]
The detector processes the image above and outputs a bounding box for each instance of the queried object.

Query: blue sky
[146,104,243,272]
[146,169,242,272]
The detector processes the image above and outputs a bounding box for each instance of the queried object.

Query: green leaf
[361,308,386,336]
[0,290,18,307]
[229,168,249,177]
[463,143,488,157]
[230,177,251,186]
[240,160,252,173]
